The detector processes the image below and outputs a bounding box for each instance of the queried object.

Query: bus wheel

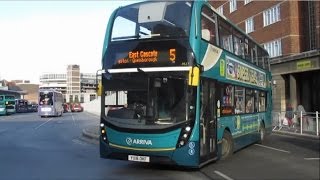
[221,130,233,160]
[258,123,266,144]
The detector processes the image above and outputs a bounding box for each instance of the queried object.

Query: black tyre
[221,130,234,160]
[258,123,266,144]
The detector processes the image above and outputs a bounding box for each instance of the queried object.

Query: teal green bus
[0,95,6,115]
[0,95,16,115]
[100,1,272,168]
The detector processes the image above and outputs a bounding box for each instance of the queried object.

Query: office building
[39,65,98,103]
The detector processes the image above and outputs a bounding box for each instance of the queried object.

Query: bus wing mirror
[188,66,200,86]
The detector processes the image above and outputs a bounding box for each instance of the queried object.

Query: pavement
[82,112,320,141]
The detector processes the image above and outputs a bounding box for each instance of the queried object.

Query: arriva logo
[125,137,152,146]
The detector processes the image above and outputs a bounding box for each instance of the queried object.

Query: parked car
[27,104,38,112]
[71,103,83,112]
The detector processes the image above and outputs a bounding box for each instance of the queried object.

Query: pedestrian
[285,103,294,127]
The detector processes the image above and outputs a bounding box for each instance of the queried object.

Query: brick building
[210,0,320,112]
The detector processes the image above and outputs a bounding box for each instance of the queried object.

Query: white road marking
[304,158,320,160]
[255,144,290,153]
[214,171,234,180]
[71,113,76,126]
[34,118,53,130]
[72,139,87,146]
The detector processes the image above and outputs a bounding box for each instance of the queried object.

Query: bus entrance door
[200,80,217,163]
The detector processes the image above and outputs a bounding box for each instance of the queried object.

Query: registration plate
[128,155,150,162]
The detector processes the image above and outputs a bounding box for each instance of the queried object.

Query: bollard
[300,111,303,135]
[316,111,319,136]
[279,112,281,129]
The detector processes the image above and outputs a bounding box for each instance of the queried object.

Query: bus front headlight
[176,124,193,148]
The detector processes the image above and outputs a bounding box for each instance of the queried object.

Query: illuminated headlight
[176,123,194,148]
[101,130,105,134]
[103,137,106,140]
[100,123,105,127]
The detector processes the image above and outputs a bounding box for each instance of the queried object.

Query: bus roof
[113,0,268,56]
[39,89,62,94]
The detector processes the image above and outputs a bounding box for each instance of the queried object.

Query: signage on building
[296,60,312,70]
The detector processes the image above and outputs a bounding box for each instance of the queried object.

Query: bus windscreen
[39,92,53,106]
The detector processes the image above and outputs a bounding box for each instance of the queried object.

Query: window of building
[217,5,223,15]
[229,0,237,13]
[245,17,254,33]
[244,0,252,5]
[263,4,280,27]
[263,39,282,58]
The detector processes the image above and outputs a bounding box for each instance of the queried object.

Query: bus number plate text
[128,155,150,163]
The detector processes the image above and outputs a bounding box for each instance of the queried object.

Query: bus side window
[235,86,245,114]
[259,92,266,112]
[221,84,234,115]
[219,17,233,53]
[245,89,254,113]
[254,90,259,112]
[233,30,244,58]
[201,6,217,45]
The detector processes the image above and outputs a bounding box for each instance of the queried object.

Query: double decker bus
[0,95,16,115]
[38,89,64,117]
[0,95,6,115]
[99,1,272,168]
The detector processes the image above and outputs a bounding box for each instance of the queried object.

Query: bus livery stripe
[109,143,176,152]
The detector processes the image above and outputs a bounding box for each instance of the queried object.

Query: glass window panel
[235,86,245,114]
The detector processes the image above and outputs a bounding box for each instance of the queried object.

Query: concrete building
[39,65,97,103]
[39,73,67,94]
[210,0,320,112]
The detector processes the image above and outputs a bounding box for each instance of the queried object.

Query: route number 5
[169,49,176,62]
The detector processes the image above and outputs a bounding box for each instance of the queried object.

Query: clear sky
[0,1,138,84]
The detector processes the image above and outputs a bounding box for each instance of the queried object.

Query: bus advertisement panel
[38,90,63,117]
[99,1,272,168]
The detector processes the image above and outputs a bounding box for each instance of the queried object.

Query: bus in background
[15,99,28,113]
[99,1,272,168]
[4,95,16,114]
[0,95,6,115]
[38,89,64,117]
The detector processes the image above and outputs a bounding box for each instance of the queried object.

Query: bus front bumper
[99,137,199,168]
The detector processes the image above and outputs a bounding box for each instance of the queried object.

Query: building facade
[39,65,98,103]
[39,73,67,94]
[210,0,320,112]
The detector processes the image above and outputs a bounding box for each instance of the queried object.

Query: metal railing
[272,111,319,136]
